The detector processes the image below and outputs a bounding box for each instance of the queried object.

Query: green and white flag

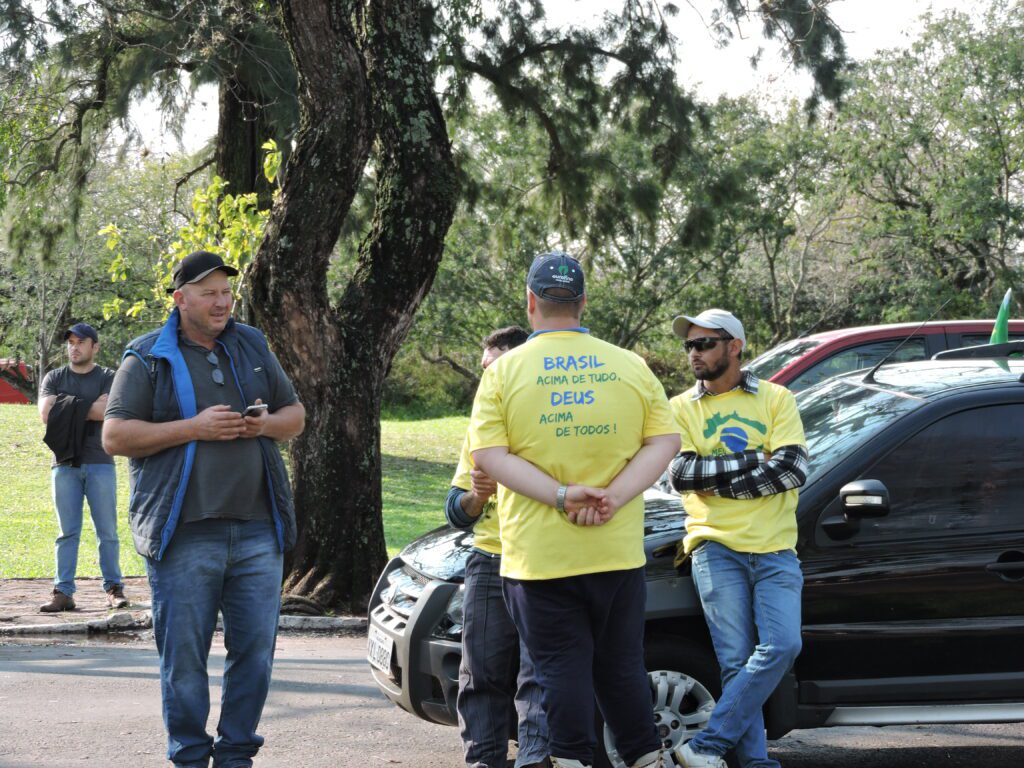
[990,288,1013,345]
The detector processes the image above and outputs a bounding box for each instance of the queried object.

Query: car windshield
[746,339,821,380]
[796,377,925,484]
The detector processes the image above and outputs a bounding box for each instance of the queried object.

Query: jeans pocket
[690,542,708,575]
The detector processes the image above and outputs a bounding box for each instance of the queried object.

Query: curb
[0,611,149,636]
[0,611,367,637]
[279,615,367,632]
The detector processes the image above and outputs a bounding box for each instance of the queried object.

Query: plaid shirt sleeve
[720,444,808,500]
[669,444,808,500]
[669,450,764,493]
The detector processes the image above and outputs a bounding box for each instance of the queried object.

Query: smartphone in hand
[244,403,270,417]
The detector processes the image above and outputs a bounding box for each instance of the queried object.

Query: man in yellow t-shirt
[444,325,550,768]
[469,252,680,768]
[667,309,808,768]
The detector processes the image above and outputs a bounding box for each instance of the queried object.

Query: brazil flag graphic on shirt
[703,410,767,453]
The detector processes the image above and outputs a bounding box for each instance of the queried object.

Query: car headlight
[445,586,464,626]
[433,585,465,640]
[380,566,425,617]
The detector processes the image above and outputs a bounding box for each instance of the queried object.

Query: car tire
[594,635,739,768]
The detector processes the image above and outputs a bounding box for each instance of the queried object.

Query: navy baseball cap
[169,250,240,292]
[527,251,585,303]
[63,323,98,343]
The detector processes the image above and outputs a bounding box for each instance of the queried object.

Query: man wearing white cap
[666,309,808,768]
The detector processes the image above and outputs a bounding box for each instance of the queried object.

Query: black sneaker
[40,589,76,612]
[105,585,129,609]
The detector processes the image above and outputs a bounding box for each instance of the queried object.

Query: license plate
[367,624,394,673]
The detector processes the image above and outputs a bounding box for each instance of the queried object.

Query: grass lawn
[0,403,465,578]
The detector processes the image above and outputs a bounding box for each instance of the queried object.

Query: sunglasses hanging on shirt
[206,350,225,386]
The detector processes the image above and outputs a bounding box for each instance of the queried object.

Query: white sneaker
[550,758,590,768]
[630,749,665,768]
[675,742,726,768]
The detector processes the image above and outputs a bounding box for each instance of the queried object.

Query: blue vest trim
[147,309,199,558]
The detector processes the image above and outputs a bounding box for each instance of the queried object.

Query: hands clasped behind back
[564,485,615,527]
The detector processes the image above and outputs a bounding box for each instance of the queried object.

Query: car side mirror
[841,479,890,518]
[820,479,891,541]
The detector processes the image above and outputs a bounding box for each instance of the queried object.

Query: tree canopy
[1,0,851,610]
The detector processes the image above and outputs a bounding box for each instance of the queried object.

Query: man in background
[445,325,549,768]
[38,322,127,612]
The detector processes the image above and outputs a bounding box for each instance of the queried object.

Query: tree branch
[419,347,478,384]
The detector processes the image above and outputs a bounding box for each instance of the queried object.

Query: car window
[789,338,928,393]
[745,339,822,381]
[857,404,1024,541]
[958,333,1024,347]
[797,378,923,485]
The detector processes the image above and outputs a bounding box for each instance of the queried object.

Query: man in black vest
[104,251,305,768]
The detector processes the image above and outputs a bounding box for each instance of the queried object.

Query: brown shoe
[40,589,76,612]
[106,584,129,609]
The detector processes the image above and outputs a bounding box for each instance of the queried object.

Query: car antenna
[862,296,957,384]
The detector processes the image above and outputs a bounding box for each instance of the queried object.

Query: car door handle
[986,562,1024,574]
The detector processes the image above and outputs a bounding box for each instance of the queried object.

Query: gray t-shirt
[105,334,298,524]
[40,365,116,466]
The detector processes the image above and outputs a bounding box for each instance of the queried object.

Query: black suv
[367,353,1024,767]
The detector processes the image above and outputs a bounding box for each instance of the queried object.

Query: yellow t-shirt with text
[451,436,502,556]
[670,380,805,555]
[468,331,678,580]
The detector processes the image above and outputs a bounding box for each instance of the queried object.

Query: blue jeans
[51,463,122,595]
[146,518,283,768]
[458,551,548,767]
[689,542,803,768]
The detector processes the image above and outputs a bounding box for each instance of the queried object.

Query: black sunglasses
[684,334,733,353]
[206,350,225,386]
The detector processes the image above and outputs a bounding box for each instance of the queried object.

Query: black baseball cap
[527,251,585,303]
[169,250,240,293]
[64,322,98,343]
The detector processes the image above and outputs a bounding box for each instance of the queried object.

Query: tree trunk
[215,4,290,210]
[247,0,457,613]
[216,75,276,209]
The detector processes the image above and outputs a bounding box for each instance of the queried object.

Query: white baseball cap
[672,308,746,349]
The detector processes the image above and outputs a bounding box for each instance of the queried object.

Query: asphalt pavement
[0,633,465,768]
[0,633,1021,768]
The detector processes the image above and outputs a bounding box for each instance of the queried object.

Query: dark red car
[0,360,32,404]
[746,320,1024,392]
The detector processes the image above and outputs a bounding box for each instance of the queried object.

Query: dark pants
[459,551,549,767]
[503,567,659,766]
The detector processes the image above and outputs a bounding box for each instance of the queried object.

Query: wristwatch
[555,484,568,513]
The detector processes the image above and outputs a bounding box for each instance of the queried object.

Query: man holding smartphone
[103,250,305,768]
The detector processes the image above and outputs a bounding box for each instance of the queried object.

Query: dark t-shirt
[40,366,116,466]
[105,333,298,524]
